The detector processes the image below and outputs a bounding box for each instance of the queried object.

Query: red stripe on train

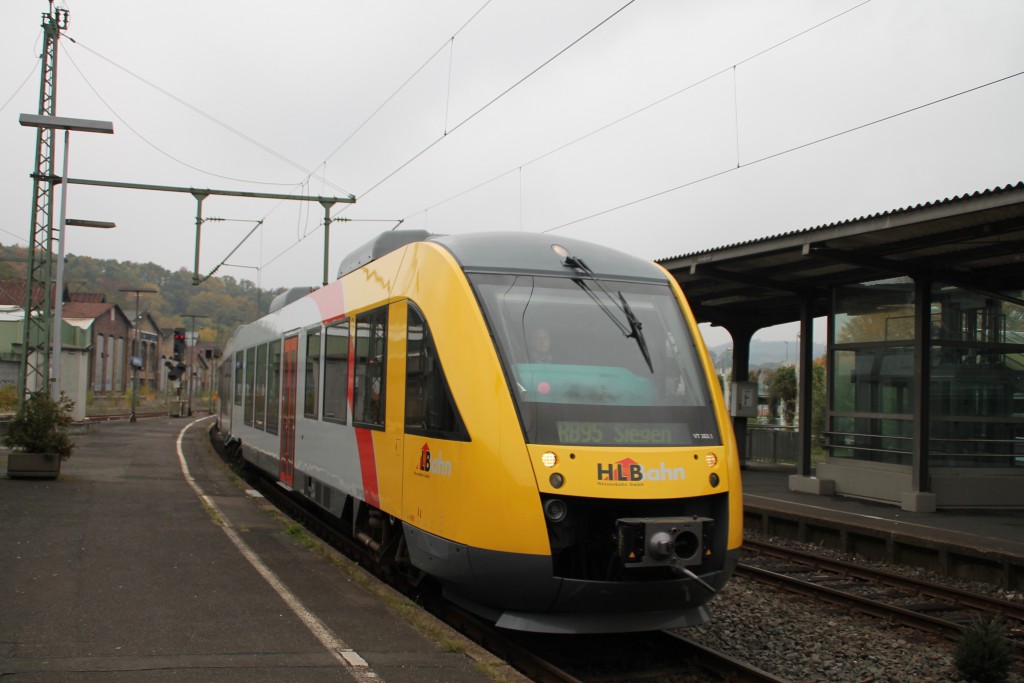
[354,428,381,507]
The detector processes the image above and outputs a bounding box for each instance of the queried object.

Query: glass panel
[304,328,321,419]
[469,273,717,446]
[323,321,350,424]
[266,339,281,435]
[826,414,912,464]
[254,344,268,430]
[244,347,255,426]
[833,277,915,343]
[929,283,1024,467]
[234,351,243,406]
[405,304,469,440]
[353,308,387,428]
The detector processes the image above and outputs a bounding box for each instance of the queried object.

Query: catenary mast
[19,1,68,401]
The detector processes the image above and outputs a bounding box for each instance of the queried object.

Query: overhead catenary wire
[63,48,302,187]
[404,0,875,224]
[350,0,640,204]
[320,0,494,172]
[63,37,353,197]
[270,0,864,276]
[0,60,40,116]
[540,69,1024,235]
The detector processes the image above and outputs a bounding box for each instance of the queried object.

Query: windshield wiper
[619,291,653,373]
[563,253,654,373]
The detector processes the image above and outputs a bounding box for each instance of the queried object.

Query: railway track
[211,433,785,682]
[739,539,1024,652]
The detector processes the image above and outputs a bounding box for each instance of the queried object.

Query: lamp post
[119,286,157,422]
[19,114,113,400]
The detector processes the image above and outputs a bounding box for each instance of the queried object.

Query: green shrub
[0,383,18,413]
[3,389,76,460]
[954,617,1013,683]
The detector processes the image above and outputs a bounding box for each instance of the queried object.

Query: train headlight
[709,473,720,487]
[549,472,565,489]
[544,498,567,522]
[541,451,558,467]
[705,452,718,467]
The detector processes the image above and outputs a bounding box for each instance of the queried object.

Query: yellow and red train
[216,230,741,633]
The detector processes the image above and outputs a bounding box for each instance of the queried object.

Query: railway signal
[173,328,187,361]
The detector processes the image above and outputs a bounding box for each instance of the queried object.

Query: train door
[280,335,298,487]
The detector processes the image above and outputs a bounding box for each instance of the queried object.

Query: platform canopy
[657,182,1024,333]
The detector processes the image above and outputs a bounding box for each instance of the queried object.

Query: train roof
[434,232,667,282]
[339,230,668,283]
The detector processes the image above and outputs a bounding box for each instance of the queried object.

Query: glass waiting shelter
[658,183,1024,511]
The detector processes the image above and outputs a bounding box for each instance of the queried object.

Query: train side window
[233,351,243,406]
[323,320,350,424]
[353,307,387,429]
[244,347,256,427]
[405,304,469,441]
[254,343,268,430]
[266,339,281,435]
[304,328,322,419]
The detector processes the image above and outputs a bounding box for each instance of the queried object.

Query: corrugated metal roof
[660,183,1024,261]
[657,183,1024,332]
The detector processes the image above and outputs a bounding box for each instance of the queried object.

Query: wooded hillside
[0,243,286,343]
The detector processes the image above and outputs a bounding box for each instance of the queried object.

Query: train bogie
[217,231,741,633]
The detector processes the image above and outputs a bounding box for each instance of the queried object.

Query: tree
[769,365,797,425]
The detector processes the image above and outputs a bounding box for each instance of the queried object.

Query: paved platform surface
[0,417,523,683]
[741,465,1024,588]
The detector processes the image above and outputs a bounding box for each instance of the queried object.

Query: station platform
[0,417,524,683]
[741,465,1024,592]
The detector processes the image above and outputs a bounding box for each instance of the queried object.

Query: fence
[746,425,799,466]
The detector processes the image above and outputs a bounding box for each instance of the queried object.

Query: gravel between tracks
[681,534,1022,683]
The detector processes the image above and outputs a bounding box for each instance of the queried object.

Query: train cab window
[266,339,281,435]
[254,343,268,430]
[405,304,469,441]
[353,307,387,429]
[233,351,243,406]
[304,328,322,419]
[323,320,350,424]
[244,347,256,427]
[470,273,719,447]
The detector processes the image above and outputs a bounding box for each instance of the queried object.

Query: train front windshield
[470,273,721,447]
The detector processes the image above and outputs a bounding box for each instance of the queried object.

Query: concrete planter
[6,450,62,479]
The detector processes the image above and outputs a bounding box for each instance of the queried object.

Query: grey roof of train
[432,231,666,281]
[337,230,668,282]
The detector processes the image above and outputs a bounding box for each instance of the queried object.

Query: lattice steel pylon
[18,2,68,401]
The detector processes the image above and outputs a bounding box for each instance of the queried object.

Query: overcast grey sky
[2,0,1022,346]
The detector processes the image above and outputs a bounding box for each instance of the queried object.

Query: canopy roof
[657,183,1024,333]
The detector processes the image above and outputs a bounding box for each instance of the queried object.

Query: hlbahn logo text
[416,443,452,477]
[597,458,685,482]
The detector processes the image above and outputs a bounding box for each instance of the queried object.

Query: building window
[405,303,468,441]
[323,321,350,424]
[114,337,124,390]
[353,307,387,428]
[94,335,105,391]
